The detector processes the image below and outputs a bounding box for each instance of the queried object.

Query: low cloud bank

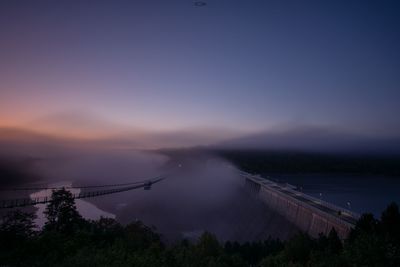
[0,132,298,241]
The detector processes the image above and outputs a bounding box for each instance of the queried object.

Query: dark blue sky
[0,0,399,140]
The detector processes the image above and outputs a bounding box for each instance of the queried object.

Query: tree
[0,210,37,266]
[196,232,222,258]
[347,213,379,243]
[283,232,315,265]
[0,209,36,247]
[381,202,400,242]
[380,203,400,266]
[326,228,342,254]
[124,220,161,250]
[0,210,36,238]
[44,188,83,233]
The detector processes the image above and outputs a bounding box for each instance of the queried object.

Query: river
[266,173,400,217]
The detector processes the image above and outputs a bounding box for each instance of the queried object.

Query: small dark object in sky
[194,1,207,7]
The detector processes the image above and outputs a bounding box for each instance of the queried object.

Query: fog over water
[1,127,399,241]
[76,150,298,242]
[0,142,298,241]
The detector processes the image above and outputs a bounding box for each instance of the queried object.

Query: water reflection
[270,174,400,216]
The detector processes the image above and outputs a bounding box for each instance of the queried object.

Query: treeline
[0,189,400,266]
[217,149,400,176]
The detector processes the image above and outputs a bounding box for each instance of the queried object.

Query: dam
[240,172,360,239]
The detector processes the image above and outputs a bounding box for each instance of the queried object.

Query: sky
[0,0,400,144]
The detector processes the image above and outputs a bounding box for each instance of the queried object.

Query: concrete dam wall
[241,172,359,239]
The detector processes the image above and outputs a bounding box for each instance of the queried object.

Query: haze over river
[2,148,399,240]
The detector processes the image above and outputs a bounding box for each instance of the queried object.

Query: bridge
[240,171,360,239]
[0,177,164,209]
[1,170,360,239]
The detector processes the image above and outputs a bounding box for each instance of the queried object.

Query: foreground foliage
[0,189,399,266]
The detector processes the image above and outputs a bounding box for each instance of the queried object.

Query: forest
[217,149,400,176]
[0,188,399,267]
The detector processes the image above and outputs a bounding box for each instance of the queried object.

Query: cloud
[0,109,244,149]
[26,110,128,138]
[4,109,399,154]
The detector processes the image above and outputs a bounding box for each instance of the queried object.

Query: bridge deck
[0,177,164,209]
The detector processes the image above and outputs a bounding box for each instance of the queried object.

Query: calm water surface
[266,173,400,217]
